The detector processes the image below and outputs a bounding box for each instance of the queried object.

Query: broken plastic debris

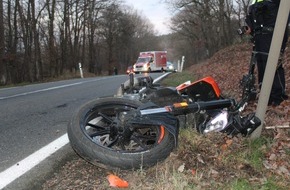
[107,174,129,188]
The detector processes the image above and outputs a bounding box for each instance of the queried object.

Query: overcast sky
[124,0,172,35]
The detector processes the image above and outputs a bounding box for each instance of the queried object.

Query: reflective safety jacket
[251,0,265,4]
[251,0,279,5]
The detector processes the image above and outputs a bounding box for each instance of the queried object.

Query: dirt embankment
[189,42,290,126]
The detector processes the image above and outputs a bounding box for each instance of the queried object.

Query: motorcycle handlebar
[140,99,235,116]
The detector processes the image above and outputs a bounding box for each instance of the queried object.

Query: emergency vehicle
[133,51,167,73]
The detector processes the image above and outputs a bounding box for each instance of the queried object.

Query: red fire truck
[133,51,167,73]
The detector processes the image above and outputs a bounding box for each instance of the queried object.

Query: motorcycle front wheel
[67,97,175,169]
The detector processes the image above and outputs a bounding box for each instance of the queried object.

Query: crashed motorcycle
[67,59,261,170]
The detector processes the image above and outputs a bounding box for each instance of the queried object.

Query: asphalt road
[0,73,167,189]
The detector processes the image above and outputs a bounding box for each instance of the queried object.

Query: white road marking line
[153,73,171,83]
[0,80,95,100]
[0,134,69,189]
[0,74,167,100]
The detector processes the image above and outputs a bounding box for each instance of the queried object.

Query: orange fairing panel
[176,76,221,98]
[202,77,221,97]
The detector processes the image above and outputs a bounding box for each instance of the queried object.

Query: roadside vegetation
[161,71,197,87]
[1,0,252,86]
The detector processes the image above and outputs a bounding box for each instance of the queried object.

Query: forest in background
[0,0,252,85]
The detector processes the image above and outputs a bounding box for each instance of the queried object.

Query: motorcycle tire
[67,97,175,170]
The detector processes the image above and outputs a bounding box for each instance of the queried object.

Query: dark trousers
[254,33,287,104]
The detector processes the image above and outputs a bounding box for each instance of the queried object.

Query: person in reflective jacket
[245,0,288,106]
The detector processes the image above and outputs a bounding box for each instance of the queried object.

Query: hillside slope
[189,42,290,126]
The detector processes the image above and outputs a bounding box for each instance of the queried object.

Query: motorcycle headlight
[204,111,229,133]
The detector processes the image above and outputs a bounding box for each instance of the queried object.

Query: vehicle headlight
[203,111,229,133]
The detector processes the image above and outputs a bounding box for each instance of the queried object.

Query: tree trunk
[47,0,57,77]
[31,0,42,81]
[0,0,5,84]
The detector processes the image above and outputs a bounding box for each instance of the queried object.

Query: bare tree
[16,0,34,82]
[116,7,158,71]
[46,0,57,77]
[86,0,110,74]
[5,0,18,83]
[0,0,4,84]
[166,0,247,65]
[234,0,251,26]
[99,3,123,75]
[0,0,160,84]
[169,0,217,62]
[30,0,44,81]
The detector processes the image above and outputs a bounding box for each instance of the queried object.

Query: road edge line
[0,134,69,189]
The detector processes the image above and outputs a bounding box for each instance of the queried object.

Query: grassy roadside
[160,71,197,87]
